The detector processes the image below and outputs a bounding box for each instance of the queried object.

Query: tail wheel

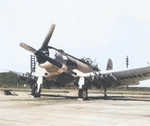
[78,89,88,100]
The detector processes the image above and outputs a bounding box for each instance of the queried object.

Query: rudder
[106,59,113,70]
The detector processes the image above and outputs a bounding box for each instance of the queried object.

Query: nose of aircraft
[19,24,56,63]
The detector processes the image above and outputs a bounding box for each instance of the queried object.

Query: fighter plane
[20,24,150,99]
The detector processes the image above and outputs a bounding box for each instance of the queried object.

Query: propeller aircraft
[20,24,150,99]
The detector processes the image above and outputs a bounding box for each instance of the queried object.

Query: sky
[1,0,150,86]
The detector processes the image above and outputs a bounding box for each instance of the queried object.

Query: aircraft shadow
[41,94,150,102]
[41,94,78,99]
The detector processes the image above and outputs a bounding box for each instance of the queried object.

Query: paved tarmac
[0,90,150,126]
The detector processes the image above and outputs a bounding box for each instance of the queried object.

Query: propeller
[19,42,36,53]
[19,24,56,54]
[41,24,55,50]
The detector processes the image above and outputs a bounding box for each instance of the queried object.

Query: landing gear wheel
[34,88,41,98]
[78,89,88,100]
[31,85,37,96]
[78,89,82,98]
[104,88,107,99]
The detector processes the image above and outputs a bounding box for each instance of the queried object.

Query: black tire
[34,88,41,98]
[31,85,37,96]
[78,89,82,98]
[78,89,88,100]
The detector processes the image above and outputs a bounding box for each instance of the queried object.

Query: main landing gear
[31,76,43,98]
[78,77,88,100]
[78,88,88,100]
[104,88,107,98]
[31,85,41,97]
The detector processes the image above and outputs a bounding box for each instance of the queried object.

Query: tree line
[0,72,27,88]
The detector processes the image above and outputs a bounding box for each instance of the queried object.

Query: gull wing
[100,66,150,86]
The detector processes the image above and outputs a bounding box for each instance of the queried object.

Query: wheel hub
[82,90,87,99]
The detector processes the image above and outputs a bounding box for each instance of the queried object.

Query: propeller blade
[41,24,55,50]
[19,42,36,53]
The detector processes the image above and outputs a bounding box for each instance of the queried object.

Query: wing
[100,66,150,86]
[7,70,25,76]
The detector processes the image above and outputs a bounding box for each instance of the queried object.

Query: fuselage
[35,48,91,81]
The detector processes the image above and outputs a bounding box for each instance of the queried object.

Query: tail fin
[106,59,113,70]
